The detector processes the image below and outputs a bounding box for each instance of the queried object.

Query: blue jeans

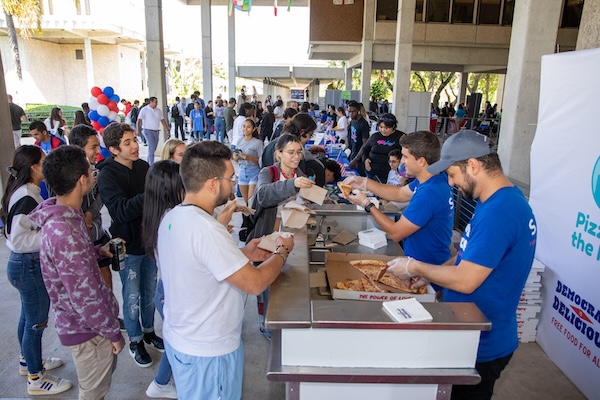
[119,253,157,342]
[215,117,225,142]
[165,339,243,400]
[154,280,172,385]
[143,129,159,165]
[205,119,214,140]
[6,252,49,374]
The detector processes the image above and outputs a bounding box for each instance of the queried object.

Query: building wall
[310,0,364,42]
[2,38,143,107]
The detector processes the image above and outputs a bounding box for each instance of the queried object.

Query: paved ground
[0,136,586,399]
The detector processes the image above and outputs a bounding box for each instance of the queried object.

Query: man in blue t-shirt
[344,131,454,268]
[387,130,537,400]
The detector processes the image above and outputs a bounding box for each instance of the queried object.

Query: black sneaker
[128,341,153,368]
[143,332,165,353]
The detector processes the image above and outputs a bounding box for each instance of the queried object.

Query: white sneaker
[27,370,72,396]
[19,356,64,376]
[146,380,177,399]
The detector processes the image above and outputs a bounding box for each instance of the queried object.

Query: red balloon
[97,94,109,105]
[107,100,118,112]
[91,86,102,97]
[91,121,102,131]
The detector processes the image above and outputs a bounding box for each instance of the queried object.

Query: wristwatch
[364,202,375,213]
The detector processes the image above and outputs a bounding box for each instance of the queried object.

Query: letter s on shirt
[529,218,537,236]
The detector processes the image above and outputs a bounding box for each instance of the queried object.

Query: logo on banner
[593,157,600,209]
[570,156,600,261]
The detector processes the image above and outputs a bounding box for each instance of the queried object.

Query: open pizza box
[325,252,436,302]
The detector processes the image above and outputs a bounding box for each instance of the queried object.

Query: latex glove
[343,176,367,191]
[410,276,430,290]
[347,190,368,207]
[294,176,315,189]
[387,256,415,280]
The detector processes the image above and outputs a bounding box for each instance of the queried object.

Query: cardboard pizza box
[325,252,436,302]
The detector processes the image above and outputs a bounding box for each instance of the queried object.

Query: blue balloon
[89,110,100,121]
[98,116,110,127]
[109,94,120,103]
[103,86,114,97]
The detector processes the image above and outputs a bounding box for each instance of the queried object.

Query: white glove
[387,257,414,279]
[343,176,367,191]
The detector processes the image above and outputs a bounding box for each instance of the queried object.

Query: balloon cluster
[88,86,121,132]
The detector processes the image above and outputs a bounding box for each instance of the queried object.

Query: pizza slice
[378,271,422,294]
[336,279,364,291]
[362,277,390,293]
[349,260,388,281]
[337,182,353,198]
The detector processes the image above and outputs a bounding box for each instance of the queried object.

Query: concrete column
[360,0,376,106]
[391,0,416,133]
[144,0,168,151]
[498,0,562,184]
[0,53,15,187]
[314,79,320,104]
[457,71,468,105]
[577,0,600,50]
[201,0,213,102]
[83,37,94,90]
[495,74,506,109]
[228,10,236,99]
[345,67,353,91]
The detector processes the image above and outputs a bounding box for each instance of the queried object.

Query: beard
[215,183,232,207]
[459,173,477,200]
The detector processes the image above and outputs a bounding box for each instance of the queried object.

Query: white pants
[12,129,22,149]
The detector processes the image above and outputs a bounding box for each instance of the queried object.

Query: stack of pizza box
[516,259,545,343]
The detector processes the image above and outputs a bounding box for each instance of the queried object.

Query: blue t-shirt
[402,173,453,265]
[190,109,205,132]
[445,186,537,363]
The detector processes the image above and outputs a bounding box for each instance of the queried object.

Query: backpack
[171,104,181,118]
[238,164,279,243]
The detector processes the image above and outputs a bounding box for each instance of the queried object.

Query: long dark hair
[283,113,317,138]
[0,145,44,231]
[142,161,185,256]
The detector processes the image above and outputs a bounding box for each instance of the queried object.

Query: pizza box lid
[325,252,436,302]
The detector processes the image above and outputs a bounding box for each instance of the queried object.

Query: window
[376,0,398,21]
[75,49,83,60]
[561,0,584,28]
[415,0,425,21]
[478,0,502,24]
[452,0,475,23]
[428,0,450,22]
[502,0,515,26]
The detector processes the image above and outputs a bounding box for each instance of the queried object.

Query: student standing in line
[233,119,263,204]
[136,96,170,165]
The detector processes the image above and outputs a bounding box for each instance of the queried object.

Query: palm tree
[1,0,78,81]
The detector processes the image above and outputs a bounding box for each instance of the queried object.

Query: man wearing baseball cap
[387,130,537,400]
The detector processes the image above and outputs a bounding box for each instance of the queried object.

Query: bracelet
[272,251,287,263]
[276,244,290,254]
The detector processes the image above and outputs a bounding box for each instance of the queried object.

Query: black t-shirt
[362,130,405,183]
[10,103,25,130]
[349,118,370,160]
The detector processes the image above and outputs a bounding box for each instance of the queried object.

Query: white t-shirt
[138,106,164,130]
[231,116,247,148]
[157,204,249,357]
[335,116,348,141]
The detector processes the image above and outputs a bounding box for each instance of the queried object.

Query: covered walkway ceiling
[177,0,307,6]
[237,65,344,89]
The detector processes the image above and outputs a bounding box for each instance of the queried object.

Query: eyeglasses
[284,150,304,157]
[215,174,237,183]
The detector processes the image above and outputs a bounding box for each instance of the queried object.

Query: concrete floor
[0,137,586,399]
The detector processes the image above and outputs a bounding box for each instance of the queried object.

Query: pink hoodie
[29,198,122,346]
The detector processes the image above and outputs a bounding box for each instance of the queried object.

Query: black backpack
[171,104,180,118]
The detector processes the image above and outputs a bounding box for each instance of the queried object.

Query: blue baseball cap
[427,130,492,174]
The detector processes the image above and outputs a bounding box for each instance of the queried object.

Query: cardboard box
[325,252,436,302]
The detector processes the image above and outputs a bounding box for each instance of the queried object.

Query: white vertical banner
[530,48,600,400]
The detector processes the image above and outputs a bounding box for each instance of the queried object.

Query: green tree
[370,80,389,101]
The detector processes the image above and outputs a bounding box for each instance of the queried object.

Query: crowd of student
[4,89,535,400]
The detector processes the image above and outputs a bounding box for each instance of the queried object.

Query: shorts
[238,164,260,185]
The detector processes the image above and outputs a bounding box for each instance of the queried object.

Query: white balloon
[89,96,99,110]
[97,104,110,117]
[108,111,118,121]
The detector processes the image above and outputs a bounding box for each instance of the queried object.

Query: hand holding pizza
[410,276,430,290]
[387,256,415,280]
[343,176,367,191]
[347,189,369,207]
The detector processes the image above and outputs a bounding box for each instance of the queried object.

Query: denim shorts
[238,164,260,185]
